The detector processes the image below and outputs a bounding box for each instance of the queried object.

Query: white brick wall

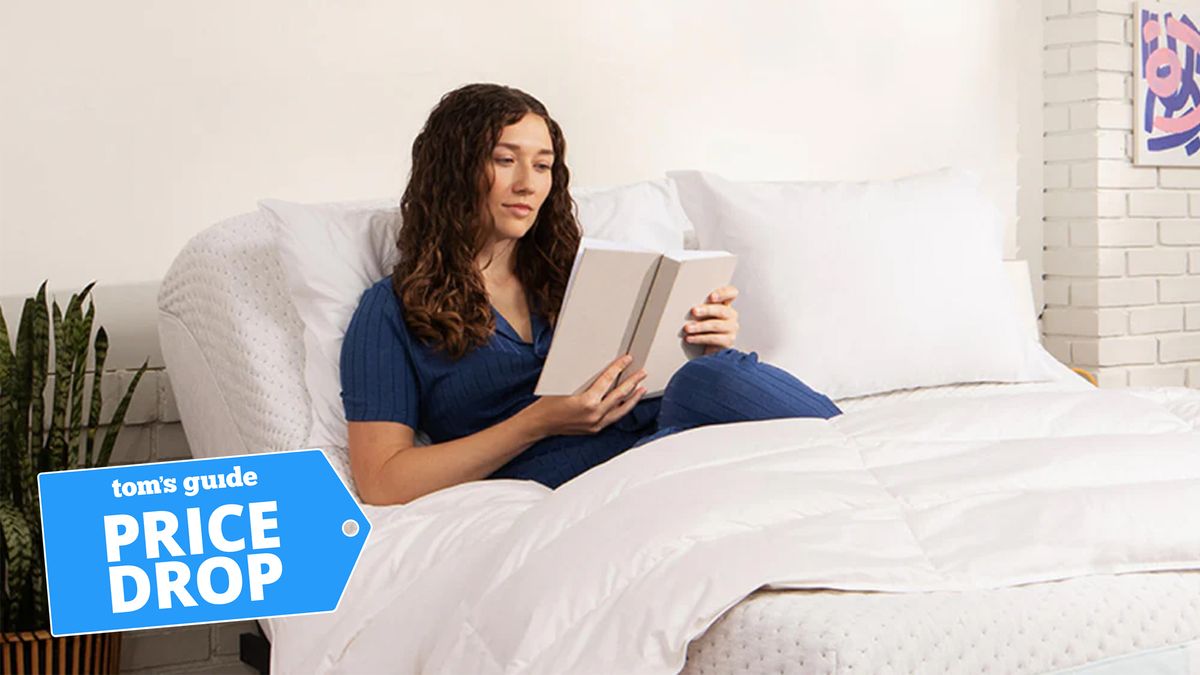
[1160,277,1200,303]
[1160,221,1200,245]
[1128,365,1187,386]
[1187,305,1200,330]
[120,620,259,675]
[1043,1,1200,388]
[1127,249,1188,276]
[1069,219,1156,246]
[1128,192,1189,217]
[1072,336,1158,366]
[1069,278,1156,306]
[1129,306,1184,334]
[1161,334,1200,362]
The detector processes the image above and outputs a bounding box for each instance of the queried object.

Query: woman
[340,83,841,506]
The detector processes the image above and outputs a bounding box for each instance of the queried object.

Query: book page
[663,249,731,261]
[561,237,653,306]
[535,244,662,396]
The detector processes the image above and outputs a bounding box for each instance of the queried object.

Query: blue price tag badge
[37,448,370,636]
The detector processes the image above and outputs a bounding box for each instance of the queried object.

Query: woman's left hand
[683,285,739,355]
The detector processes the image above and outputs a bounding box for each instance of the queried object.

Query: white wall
[1,0,1040,298]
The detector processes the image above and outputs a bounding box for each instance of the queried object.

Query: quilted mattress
[683,572,1200,674]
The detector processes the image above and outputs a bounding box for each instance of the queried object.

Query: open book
[534,237,737,397]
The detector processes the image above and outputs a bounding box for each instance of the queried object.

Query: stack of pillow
[265,168,1062,451]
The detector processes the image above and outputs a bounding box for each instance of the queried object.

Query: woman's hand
[527,354,648,437]
[683,285,740,355]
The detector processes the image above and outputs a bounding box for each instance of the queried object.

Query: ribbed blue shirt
[339,277,660,488]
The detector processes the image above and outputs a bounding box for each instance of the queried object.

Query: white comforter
[270,385,1200,674]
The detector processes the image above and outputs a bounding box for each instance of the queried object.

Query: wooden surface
[1,630,121,675]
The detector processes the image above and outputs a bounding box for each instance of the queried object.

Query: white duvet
[270,385,1200,674]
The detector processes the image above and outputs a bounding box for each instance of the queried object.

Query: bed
[680,379,1200,675]
[157,173,1200,674]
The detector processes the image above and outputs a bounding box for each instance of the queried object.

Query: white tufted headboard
[157,210,312,461]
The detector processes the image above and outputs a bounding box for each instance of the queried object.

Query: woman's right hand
[528,354,648,437]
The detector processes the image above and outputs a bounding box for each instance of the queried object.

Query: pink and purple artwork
[1136,2,1200,165]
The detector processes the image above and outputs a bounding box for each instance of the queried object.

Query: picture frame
[1134,1,1200,166]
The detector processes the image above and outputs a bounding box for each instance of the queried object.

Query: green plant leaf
[0,501,33,630]
[0,302,13,507]
[65,300,93,470]
[85,327,109,469]
[96,358,149,468]
[63,281,94,321]
[29,516,47,629]
[0,300,11,379]
[14,299,37,511]
[29,284,49,476]
[13,298,34,419]
[46,301,69,477]
[58,291,81,471]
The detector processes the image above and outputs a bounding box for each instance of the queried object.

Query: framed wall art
[1135,1,1200,165]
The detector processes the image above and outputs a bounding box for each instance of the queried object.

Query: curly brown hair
[391,83,580,360]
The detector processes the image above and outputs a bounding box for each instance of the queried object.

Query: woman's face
[483,113,554,243]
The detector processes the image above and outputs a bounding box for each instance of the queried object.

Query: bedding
[668,168,1063,399]
[571,178,697,251]
[267,376,1200,674]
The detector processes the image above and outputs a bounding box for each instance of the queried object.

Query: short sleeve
[340,282,421,428]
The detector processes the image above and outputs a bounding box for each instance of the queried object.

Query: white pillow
[573,178,695,251]
[667,168,1061,399]
[262,197,403,451]
[264,180,696,451]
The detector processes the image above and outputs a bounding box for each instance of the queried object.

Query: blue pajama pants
[627,348,842,448]
[489,349,842,489]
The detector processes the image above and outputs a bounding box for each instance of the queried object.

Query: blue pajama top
[340,277,661,489]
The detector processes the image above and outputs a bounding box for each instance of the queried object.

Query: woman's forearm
[365,404,549,506]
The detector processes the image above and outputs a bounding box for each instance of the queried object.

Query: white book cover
[535,237,736,397]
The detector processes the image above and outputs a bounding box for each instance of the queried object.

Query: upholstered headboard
[157,209,311,462]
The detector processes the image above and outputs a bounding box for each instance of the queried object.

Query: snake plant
[0,281,147,632]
